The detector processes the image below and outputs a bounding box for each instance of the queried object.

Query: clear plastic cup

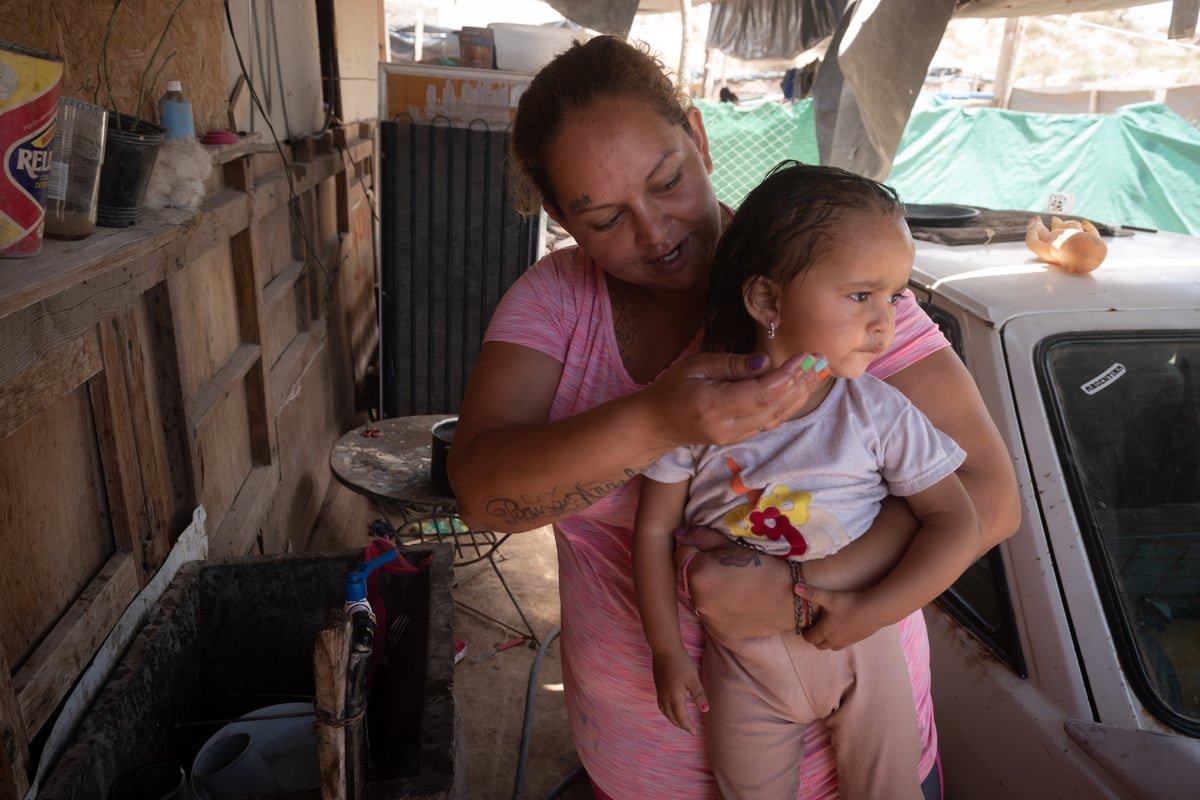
[44,96,107,240]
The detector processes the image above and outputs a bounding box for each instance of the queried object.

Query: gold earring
[767,321,776,339]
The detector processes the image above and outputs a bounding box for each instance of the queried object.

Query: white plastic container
[487,23,586,74]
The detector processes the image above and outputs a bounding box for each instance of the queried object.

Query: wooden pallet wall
[0,122,378,798]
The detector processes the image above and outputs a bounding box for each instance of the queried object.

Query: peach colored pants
[702,624,922,800]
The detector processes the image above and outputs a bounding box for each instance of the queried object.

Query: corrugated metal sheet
[379,119,540,416]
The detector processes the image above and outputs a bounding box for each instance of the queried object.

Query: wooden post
[1169,0,1198,40]
[314,614,350,800]
[414,9,424,63]
[702,46,716,100]
[678,0,691,92]
[992,17,1023,109]
[0,641,31,800]
[377,0,388,62]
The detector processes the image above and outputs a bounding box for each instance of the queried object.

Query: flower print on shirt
[722,457,853,559]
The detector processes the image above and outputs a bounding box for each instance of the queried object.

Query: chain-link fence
[695,98,819,208]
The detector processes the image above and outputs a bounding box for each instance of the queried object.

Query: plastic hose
[512,626,587,800]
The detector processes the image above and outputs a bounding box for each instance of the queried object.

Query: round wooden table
[329,414,540,644]
[329,414,458,513]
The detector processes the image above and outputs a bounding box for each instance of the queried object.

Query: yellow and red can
[1,39,64,258]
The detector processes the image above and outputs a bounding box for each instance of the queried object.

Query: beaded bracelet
[790,560,816,633]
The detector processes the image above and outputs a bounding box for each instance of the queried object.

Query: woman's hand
[450,344,824,533]
[675,498,919,642]
[647,351,826,448]
[674,526,795,640]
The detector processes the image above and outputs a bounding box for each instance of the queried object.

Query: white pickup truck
[911,225,1200,799]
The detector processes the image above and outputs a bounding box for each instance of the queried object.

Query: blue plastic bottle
[159,80,195,140]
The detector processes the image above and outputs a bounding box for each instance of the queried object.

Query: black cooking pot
[430,417,457,497]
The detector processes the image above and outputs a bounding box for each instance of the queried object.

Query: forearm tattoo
[483,469,639,526]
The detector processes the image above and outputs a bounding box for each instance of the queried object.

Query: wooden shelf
[0,120,380,798]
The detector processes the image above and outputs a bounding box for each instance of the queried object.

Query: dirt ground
[305,479,594,800]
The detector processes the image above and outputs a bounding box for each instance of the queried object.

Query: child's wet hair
[509,35,691,217]
[704,161,905,353]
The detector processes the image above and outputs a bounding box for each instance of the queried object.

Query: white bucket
[190,702,319,800]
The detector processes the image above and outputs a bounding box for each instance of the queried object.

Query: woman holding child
[447,35,1019,800]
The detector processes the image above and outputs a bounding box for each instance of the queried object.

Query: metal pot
[430,417,457,497]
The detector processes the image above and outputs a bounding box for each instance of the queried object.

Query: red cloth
[363,537,431,674]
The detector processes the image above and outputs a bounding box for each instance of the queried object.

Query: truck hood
[911,230,1200,327]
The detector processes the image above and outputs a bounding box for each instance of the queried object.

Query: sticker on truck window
[1080,363,1126,395]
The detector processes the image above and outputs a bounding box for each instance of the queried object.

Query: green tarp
[697,98,1200,236]
[699,99,819,208]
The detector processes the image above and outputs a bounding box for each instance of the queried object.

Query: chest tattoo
[611,291,635,365]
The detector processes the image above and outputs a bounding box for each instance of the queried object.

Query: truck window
[1039,333,1200,737]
